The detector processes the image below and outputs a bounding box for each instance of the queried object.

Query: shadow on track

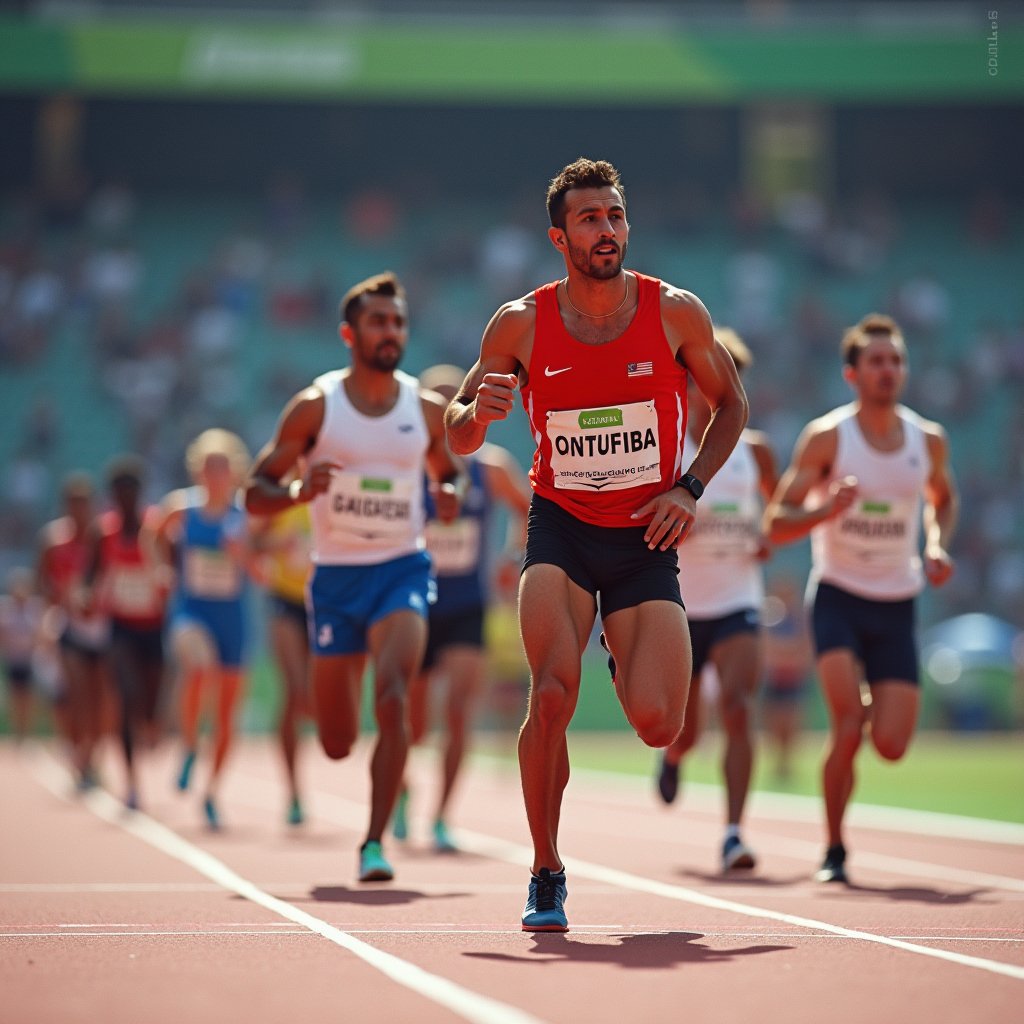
[465,931,791,968]
[825,883,993,905]
[287,885,470,907]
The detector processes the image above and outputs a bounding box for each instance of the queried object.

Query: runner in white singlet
[245,273,463,884]
[655,329,778,873]
[764,314,958,885]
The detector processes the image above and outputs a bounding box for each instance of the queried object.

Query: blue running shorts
[309,551,435,656]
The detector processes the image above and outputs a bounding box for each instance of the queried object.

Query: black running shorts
[811,581,919,685]
[422,605,485,671]
[688,607,760,677]
[523,494,684,617]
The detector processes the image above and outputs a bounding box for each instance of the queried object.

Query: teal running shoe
[287,796,304,826]
[176,750,196,792]
[521,867,568,932]
[432,819,458,854]
[203,796,220,831]
[391,788,409,841]
[358,840,394,882]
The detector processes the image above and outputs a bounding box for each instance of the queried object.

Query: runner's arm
[244,388,330,515]
[922,422,958,586]
[445,299,533,455]
[763,423,853,545]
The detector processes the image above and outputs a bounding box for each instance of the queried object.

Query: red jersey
[96,507,167,629]
[520,272,688,527]
[40,519,89,606]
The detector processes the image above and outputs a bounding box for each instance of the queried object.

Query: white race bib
[184,549,242,599]
[686,497,761,559]
[109,566,162,616]
[425,518,482,575]
[546,400,661,492]
[326,472,417,541]
[834,498,917,569]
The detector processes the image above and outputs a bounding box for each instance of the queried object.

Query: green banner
[0,15,1020,100]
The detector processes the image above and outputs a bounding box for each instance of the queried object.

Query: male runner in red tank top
[446,158,749,931]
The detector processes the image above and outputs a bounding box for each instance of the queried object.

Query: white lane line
[32,756,544,1024]
[283,782,1024,982]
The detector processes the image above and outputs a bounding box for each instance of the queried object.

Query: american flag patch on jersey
[627,361,653,377]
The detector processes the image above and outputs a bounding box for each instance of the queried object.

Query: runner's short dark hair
[546,158,626,231]
[339,271,405,325]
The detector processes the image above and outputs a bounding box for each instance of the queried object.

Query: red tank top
[41,520,89,603]
[97,507,167,628]
[521,272,688,527]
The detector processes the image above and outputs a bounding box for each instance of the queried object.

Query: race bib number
[425,518,482,575]
[326,472,416,541]
[835,498,917,568]
[546,401,661,492]
[109,566,162,616]
[687,498,761,559]
[184,548,242,599]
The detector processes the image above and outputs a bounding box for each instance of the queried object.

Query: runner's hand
[632,487,697,551]
[431,481,462,523]
[924,545,954,587]
[472,374,518,425]
[293,461,341,503]
[827,475,859,518]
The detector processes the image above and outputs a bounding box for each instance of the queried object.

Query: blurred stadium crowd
[2,173,1022,629]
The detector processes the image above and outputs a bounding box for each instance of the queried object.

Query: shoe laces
[531,868,564,912]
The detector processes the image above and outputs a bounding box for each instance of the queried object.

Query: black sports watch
[675,473,705,501]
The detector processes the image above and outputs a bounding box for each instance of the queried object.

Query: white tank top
[306,369,430,566]
[677,431,764,618]
[810,403,929,600]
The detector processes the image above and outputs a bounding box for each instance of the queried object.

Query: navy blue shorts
[523,494,683,618]
[689,607,760,677]
[309,551,434,656]
[422,605,485,671]
[811,581,918,685]
[269,593,309,633]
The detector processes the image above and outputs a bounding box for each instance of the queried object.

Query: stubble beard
[567,239,627,281]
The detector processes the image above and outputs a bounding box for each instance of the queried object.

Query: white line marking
[32,755,544,1024]
[285,782,1024,982]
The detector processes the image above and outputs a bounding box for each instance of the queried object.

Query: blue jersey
[169,490,249,667]
[173,490,248,611]
[423,458,491,615]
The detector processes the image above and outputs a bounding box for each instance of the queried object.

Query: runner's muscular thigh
[518,564,596,688]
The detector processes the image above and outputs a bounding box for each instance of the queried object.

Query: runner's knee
[318,723,357,760]
[872,729,910,762]
[529,673,575,728]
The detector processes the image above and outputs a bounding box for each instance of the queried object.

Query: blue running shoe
[203,796,220,831]
[433,819,458,854]
[359,840,394,882]
[287,796,304,827]
[391,788,409,841]
[722,834,756,871]
[521,867,568,932]
[176,750,196,792]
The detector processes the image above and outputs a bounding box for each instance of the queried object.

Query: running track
[2,738,1022,1024]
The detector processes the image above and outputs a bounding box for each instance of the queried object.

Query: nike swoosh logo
[544,365,572,377]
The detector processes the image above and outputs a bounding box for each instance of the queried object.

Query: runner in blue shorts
[152,429,258,831]
[245,272,463,883]
[765,314,958,884]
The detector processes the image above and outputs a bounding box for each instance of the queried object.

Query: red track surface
[2,738,1022,1024]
